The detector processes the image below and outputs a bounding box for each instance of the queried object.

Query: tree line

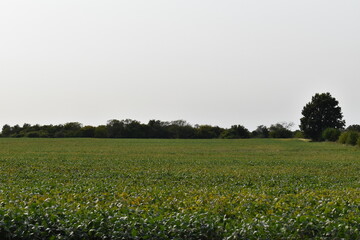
[0,120,297,139]
[1,92,359,143]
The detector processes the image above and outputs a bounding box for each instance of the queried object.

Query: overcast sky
[0,0,359,130]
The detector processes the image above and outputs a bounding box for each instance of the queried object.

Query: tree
[121,119,146,138]
[11,125,22,137]
[106,119,124,138]
[94,125,108,138]
[251,125,269,138]
[269,122,293,138]
[79,126,96,138]
[147,120,169,138]
[300,92,345,141]
[63,122,82,137]
[167,120,195,139]
[347,124,360,132]
[195,125,223,139]
[1,124,11,137]
[221,125,250,139]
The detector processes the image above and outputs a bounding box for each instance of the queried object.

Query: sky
[0,0,359,131]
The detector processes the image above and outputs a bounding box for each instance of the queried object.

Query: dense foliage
[347,124,360,132]
[269,123,293,138]
[322,128,341,142]
[1,120,224,139]
[300,93,345,141]
[0,120,293,140]
[338,131,360,146]
[1,138,360,239]
[0,92,356,143]
[251,125,269,138]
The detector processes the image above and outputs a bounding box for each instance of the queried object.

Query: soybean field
[1,138,360,239]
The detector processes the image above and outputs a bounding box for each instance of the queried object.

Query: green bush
[322,128,341,142]
[25,131,49,138]
[293,130,304,139]
[26,132,40,138]
[346,131,359,146]
[339,131,359,146]
[338,132,349,144]
[357,137,360,147]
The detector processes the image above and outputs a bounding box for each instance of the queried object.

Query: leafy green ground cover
[0,138,360,239]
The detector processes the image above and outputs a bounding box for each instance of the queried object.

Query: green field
[1,138,360,239]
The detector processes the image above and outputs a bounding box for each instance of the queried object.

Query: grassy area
[0,138,360,239]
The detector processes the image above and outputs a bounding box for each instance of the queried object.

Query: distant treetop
[300,92,345,141]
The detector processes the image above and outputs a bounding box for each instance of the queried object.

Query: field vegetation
[1,138,360,239]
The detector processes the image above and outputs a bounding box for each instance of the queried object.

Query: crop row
[0,138,360,239]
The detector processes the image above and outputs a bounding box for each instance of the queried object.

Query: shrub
[54,131,65,138]
[338,132,349,144]
[26,132,40,138]
[346,131,359,146]
[25,131,49,138]
[339,131,359,145]
[358,137,360,147]
[322,128,341,142]
[293,130,304,139]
